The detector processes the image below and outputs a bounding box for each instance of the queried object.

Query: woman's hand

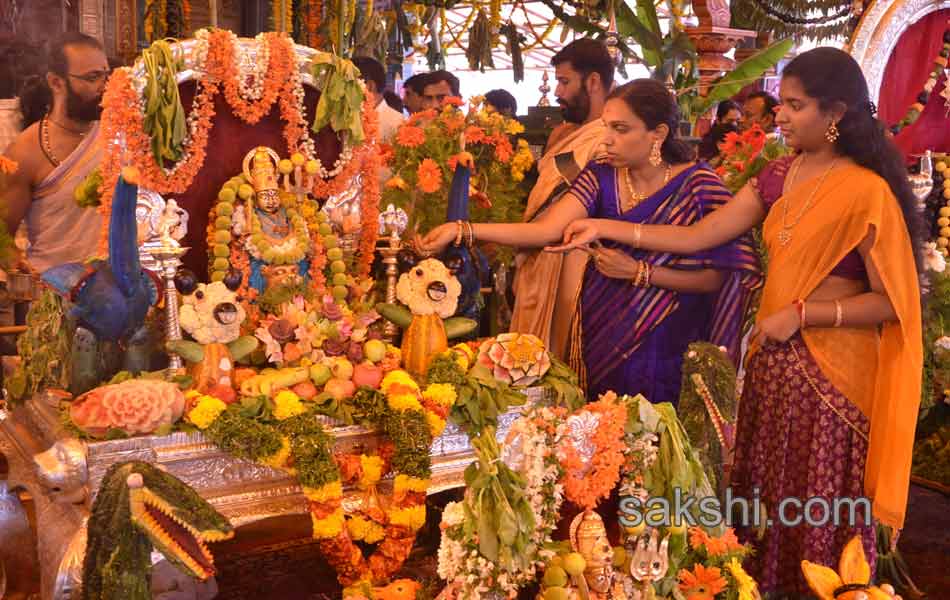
[418,223,459,255]
[750,304,802,346]
[545,219,603,253]
[587,246,642,280]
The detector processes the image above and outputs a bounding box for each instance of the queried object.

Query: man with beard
[2,32,106,274]
[510,38,613,359]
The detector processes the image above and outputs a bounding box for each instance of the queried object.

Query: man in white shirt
[353,56,404,143]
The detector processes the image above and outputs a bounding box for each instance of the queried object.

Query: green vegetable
[311,53,365,146]
[141,40,186,168]
[6,289,73,404]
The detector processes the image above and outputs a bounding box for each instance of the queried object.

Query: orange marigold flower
[494,136,514,163]
[718,131,740,155]
[0,156,17,175]
[417,159,443,194]
[442,96,464,107]
[688,527,711,551]
[449,151,475,171]
[378,143,395,165]
[409,109,439,126]
[397,125,426,148]
[677,564,728,600]
[464,125,487,145]
[385,176,408,191]
[441,115,466,134]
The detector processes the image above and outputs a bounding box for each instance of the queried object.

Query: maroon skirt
[730,334,876,596]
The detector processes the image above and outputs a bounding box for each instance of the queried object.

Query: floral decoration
[476,332,552,387]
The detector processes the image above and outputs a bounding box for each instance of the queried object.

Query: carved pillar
[685,0,757,95]
[115,0,138,64]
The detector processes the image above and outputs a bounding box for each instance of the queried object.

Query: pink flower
[476,333,552,386]
[70,380,185,437]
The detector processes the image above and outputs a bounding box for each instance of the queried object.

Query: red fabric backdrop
[171,82,341,280]
[878,9,950,161]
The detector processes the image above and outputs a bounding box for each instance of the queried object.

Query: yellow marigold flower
[359,454,385,488]
[262,436,292,470]
[393,474,430,494]
[385,176,408,191]
[185,389,202,400]
[427,412,447,438]
[381,370,419,394]
[389,505,426,531]
[726,558,757,600]
[388,392,423,412]
[303,480,343,503]
[186,395,227,430]
[273,389,306,420]
[505,120,526,135]
[423,383,457,406]
[311,508,345,538]
[346,515,386,543]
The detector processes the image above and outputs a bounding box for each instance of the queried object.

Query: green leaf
[694,38,793,115]
[616,1,662,66]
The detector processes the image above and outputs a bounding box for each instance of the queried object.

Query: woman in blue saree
[421,79,761,403]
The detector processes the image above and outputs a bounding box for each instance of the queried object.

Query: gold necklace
[623,164,672,212]
[778,155,839,246]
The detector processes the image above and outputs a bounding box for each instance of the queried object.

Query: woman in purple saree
[421,79,761,403]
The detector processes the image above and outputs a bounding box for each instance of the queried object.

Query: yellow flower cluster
[274,389,306,420]
[303,481,343,503]
[186,395,228,430]
[506,120,525,135]
[262,436,292,469]
[726,558,757,600]
[346,515,385,543]
[311,508,345,538]
[422,383,457,407]
[510,139,535,183]
[427,412,447,438]
[359,454,384,489]
[388,392,423,412]
[394,475,430,494]
[381,370,418,394]
[388,505,426,531]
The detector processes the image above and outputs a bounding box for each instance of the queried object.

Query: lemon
[238,184,254,200]
[218,188,236,203]
[323,235,339,249]
[542,566,568,588]
[291,152,306,166]
[331,260,347,274]
[278,159,294,175]
[612,546,627,568]
[332,285,348,300]
[327,247,344,261]
[562,552,586,576]
[332,273,348,286]
[305,160,320,175]
[318,223,333,236]
[543,587,568,600]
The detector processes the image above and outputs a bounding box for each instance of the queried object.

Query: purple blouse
[754,156,867,280]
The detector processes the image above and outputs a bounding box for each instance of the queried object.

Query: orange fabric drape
[755,165,922,530]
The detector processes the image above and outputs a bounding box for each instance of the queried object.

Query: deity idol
[232,147,312,297]
[568,511,626,600]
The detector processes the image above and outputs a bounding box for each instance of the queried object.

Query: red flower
[463,125,487,145]
[396,125,426,148]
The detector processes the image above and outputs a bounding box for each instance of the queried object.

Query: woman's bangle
[465,221,475,247]
[632,223,642,248]
[833,300,843,327]
[454,220,464,246]
[793,299,806,328]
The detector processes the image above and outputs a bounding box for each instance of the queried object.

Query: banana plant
[615,0,697,83]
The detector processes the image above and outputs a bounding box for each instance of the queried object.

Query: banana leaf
[691,38,794,116]
[615,0,660,65]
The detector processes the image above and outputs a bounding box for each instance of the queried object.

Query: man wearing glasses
[2,32,108,274]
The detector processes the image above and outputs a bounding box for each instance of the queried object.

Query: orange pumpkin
[401,314,448,376]
[190,342,235,393]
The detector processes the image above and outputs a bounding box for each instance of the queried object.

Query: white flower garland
[437,406,566,600]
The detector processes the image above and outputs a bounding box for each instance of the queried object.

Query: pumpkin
[402,314,448,376]
[190,342,235,393]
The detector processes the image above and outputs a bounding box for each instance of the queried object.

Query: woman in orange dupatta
[549,47,923,595]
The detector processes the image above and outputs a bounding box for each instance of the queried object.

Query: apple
[352,362,384,389]
[562,553,586,577]
[325,377,356,400]
[331,357,354,380]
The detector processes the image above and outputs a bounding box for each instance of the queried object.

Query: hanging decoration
[888,31,950,135]
[730,0,855,41]
[144,0,189,42]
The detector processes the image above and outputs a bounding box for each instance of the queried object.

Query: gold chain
[778,155,838,246]
[790,343,868,441]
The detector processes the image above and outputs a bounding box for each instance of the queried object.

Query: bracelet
[632,223,642,248]
[643,262,653,287]
[454,220,464,246]
[793,299,806,328]
[631,261,653,287]
[833,300,843,327]
[465,221,475,247]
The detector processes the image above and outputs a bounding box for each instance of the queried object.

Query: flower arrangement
[438,404,567,600]
[714,124,790,194]
[669,527,760,600]
[382,95,534,235]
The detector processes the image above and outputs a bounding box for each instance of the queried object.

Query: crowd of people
[0,32,925,599]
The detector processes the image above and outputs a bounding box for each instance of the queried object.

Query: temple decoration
[731,0,856,41]
[684,0,757,96]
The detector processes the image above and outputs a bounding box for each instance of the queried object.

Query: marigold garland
[557,392,627,511]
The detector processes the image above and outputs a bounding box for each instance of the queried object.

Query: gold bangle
[643,263,653,287]
[454,220,464,246]
[834,300,843,327]
[465,221,475,247]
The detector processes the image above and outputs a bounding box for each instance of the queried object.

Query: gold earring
[649,140,662,167]
[825,121,840,143]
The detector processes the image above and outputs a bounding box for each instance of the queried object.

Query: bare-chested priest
[510,38,613,359]
[2,32,106,274]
